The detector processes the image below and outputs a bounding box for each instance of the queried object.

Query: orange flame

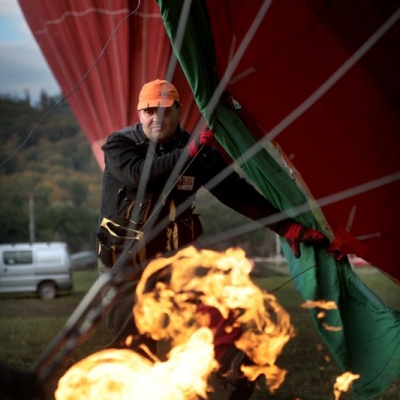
[333,371,360,400]
[302,300,337,310]
[302,299,342,332]
[55,327,217,400]
[134,247,295,393]
[56,247,295,398]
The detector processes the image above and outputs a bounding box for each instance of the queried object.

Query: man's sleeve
[103,134,184,188]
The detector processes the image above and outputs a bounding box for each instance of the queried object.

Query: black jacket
[98,123,286,264]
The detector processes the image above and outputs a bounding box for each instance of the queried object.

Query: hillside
[0,93,102,252]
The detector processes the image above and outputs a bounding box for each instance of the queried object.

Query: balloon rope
[197,6,400,199]
[203,0,274,123]
[34,8,134,35]
[269,254,330,294]
[227,6,400,170]
[0,2,142,169]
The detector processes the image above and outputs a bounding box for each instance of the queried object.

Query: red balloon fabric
[18,0,201,168]
[205,0,400,281]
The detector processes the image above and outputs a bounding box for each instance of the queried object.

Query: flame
[321,323,343,332]
[56,247,295,399]
[301,302,359,398]
[302,299,342,332]
[134,246,295,393]
[333,371,360,400]
[302,300,337,310]
[56,327,217,400]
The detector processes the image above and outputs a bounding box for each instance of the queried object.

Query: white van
[0,242,73,299]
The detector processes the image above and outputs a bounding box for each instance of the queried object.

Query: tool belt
[97,188,203,268]
[97,215,147,268]
[97,186,153,268]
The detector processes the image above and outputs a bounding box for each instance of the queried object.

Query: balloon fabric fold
[157,0,400,398]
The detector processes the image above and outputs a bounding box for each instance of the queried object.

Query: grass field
[0,264,399,400]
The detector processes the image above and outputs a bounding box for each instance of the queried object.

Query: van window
[36,250,63,264]
[4,251,33,265]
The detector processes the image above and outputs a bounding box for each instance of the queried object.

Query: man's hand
[187,128,215,158]
[283,222,329,258]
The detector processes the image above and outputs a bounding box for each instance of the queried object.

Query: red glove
[327,227,368,261]
[283,222,329,258]
[187,128,215,158]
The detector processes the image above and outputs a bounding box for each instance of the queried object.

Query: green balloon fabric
[157,1,400,398]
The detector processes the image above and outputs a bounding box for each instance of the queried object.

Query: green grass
[0,267,399,399]
[0,268,112,397]
[250,268,400,400]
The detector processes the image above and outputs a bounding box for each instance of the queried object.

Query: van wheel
[38,282,57,299]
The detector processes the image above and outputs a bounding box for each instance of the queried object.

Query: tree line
[0,92,102,253]
[0,92,277,256]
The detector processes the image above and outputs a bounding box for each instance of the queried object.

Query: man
[97,79,328,398]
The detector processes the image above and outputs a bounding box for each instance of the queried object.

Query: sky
[0,0,60,104]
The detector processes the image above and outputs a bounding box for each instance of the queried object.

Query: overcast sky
[0,0,61,104]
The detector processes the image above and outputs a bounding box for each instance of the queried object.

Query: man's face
[138,104,181,143]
